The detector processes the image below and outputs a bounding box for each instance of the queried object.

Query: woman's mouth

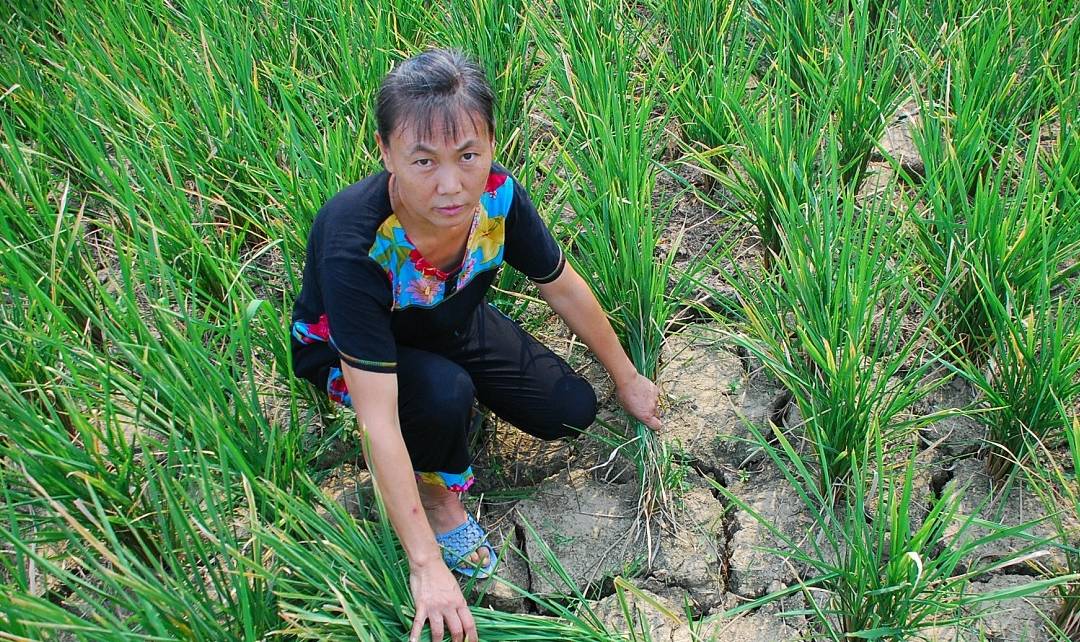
[436,204,466,216]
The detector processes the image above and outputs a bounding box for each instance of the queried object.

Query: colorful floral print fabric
[416,469,476,493]
[292,314,330,346]
[325,366,352,407]
[368,170,512,310]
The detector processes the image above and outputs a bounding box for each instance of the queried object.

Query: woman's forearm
[538,264,639,385]
[362,429,442,568]
[342,365,441,570]
[539,264,663,430]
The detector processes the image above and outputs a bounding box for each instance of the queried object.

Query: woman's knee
[433,369,477,420]
[539,375,597,440]
[400,360,476,429]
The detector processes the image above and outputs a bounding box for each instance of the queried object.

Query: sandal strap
[435,514,490,567]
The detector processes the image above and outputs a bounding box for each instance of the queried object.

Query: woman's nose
[435,166,463,195]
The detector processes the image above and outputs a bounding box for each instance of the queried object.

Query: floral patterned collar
[368,169,513,310]
[401,203,482,282]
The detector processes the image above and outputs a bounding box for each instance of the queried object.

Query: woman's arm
[536,263,662,430]
[339,365,476,642]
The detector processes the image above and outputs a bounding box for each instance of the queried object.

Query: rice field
[1,0,1078,639]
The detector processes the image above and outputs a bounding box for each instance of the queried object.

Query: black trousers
[301,303,597,482]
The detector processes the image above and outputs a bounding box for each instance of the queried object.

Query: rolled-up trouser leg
[321,346,480,492]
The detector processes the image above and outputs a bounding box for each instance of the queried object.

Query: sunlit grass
[1,0,1077,638]
[536,0,718,524]
[710,144,941,493]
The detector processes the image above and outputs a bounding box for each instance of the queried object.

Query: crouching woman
[290,49,661,642]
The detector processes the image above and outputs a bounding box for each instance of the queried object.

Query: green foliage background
[1,0,1078,639]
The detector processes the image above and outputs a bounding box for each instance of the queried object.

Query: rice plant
[713,144,941,493]
[0,270,298,638]
[825,0,910,189]
[537,0,674,376]
[747,0,833,103]
[898,124,1079,481]
[1026,414,1080,639]
[704,70,827,268]
[753,0,912,190]
[695,0,911,264]
[910,0,1076,143]
[655,0,762,155]
[910,131,1080,368]
[910,5,1051,199]
[535,0,714,521]
[1,428,284,640]
[715,426,1074,640]
[1045,99,1078,231]
[0,0,399,266]
[962,278,1080,482]
[261,483,649,641]
[1055,418,1080,636]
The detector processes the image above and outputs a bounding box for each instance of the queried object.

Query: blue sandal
[435,514,498,579]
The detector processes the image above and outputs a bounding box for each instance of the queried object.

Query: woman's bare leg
[416,480,490,566]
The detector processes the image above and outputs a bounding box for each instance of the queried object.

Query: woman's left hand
[616,373,663,431]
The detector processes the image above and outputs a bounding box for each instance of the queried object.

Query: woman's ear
[375,132,391,171]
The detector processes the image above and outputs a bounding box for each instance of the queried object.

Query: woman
[290,49,661,642]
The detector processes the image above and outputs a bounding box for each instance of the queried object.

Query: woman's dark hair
[376,49,495,143]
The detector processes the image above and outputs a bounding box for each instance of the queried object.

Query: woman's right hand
[409,561,477,642]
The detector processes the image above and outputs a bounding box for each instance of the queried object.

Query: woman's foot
[417,481,491,568]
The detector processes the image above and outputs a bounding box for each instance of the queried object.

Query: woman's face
[377,110,495,235]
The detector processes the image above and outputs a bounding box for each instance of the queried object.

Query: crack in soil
[929,459,956,498]
[512,520,540,614]
[690,462,736,596]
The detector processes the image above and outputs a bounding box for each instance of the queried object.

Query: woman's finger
[410,609,426,642]
[429,613,445,642]
[444,610,464,642]
[459,606,478,642]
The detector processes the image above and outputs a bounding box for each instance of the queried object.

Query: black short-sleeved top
[290,164,565,376]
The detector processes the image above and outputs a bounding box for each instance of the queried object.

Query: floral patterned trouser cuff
[416,468,476,493]
[326,365,353,407]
